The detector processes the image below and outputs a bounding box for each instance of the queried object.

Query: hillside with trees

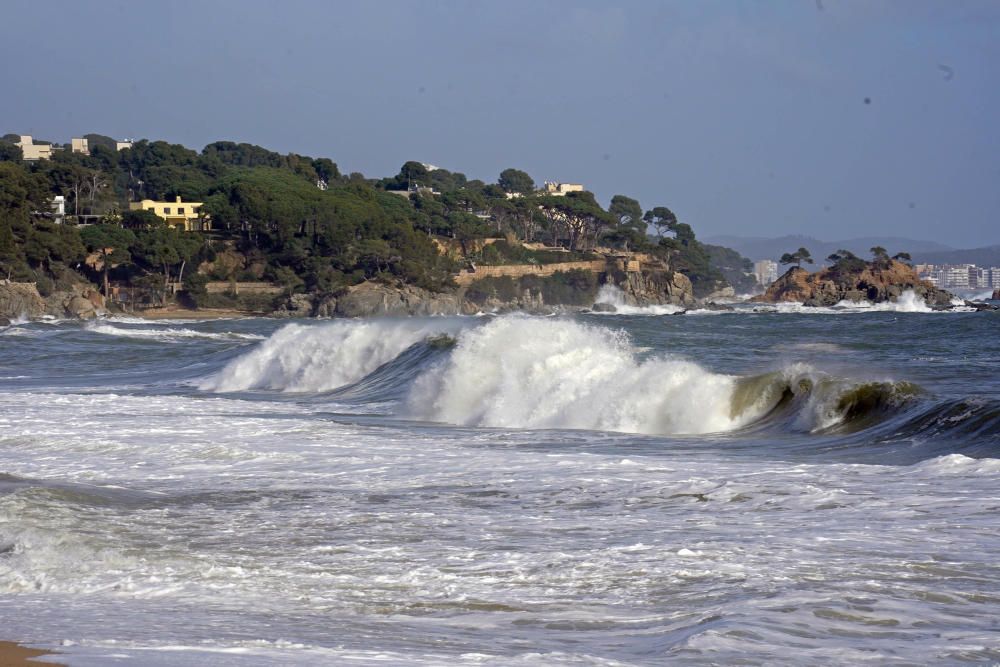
[0,133,753,315]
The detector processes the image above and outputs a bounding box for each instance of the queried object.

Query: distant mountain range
[705,235,1000,267]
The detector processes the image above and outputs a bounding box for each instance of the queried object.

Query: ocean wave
[85,321,264,343]
[199,319,463,392]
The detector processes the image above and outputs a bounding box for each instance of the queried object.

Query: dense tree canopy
[0,131,755,304]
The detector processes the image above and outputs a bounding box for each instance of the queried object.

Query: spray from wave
[198,315,954,438]
[407,317,777,434]
[199,319,462,392]
[591,284,685,316]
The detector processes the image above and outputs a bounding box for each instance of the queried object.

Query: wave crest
[199,319,461,393]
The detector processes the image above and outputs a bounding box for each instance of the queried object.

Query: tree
[0,143,22,163]
[121,209,165,230]
[643,206,678,237]
[779,247,813,268]
[497,168,535,195]
[609,195,643,231]
[870,246,890,269]
[892,251,911,264]
[79,224,137,296]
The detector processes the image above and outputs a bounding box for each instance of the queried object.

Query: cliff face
[0,281,107,322]
[616,270,696,307]
[305,265,697,318]
[753,261,953,306]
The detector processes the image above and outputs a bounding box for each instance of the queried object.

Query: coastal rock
[616,270,696,307]
[331,281,469,317]
[701,286,736,302]
[993,288,1000,300]
[753,262,953,307]
[0,281,46,320]
[66,296,98,320]
[44,285,108,320]
[272,293,314,318]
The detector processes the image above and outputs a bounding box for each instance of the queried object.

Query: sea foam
[407,316,760,434]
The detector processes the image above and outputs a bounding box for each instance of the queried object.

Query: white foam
[200,319,462,392]
[408,316,761,434]
[591,284,685,316]
[86,321,263,343]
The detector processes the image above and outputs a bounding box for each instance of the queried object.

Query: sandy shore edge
[0,641,64,665]
[120,307,259,320]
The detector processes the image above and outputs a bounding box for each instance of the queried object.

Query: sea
[1,290,998,665]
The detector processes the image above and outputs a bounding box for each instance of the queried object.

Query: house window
[164,207,172,214]
[178,207,185,214]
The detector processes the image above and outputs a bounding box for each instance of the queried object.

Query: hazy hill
[705,235,954,263]
[910,245,1000,267]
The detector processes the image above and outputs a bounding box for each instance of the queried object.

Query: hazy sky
[3,0,998,247]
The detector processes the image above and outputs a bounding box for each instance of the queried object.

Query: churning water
[1,306,999,665]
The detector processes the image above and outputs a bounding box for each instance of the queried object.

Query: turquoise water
[1,307,998,665]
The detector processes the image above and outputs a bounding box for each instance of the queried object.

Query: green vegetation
[0,132,751,307]
[780,247,814,268]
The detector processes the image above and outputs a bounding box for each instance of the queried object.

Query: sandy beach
[125,307,257,320]
[0,642,62,666]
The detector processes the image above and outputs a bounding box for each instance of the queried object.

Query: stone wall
[454,260,609,286]
[204,281,284,296]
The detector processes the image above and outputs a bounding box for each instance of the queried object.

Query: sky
[3,0,999,247]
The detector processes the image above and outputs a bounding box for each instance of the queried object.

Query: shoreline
[118,307,259,320]
[0,641,63,665]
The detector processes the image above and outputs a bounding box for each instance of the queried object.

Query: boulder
[272,293,314,318]
[332,281,466,317]
[0,281,47,320]
[591,302,617,313]
[993,288,1000,300]
[66,296,98,320]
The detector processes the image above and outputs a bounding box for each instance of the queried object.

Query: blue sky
[3,0,998,247]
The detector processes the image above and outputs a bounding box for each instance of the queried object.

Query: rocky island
[753,248,954,307]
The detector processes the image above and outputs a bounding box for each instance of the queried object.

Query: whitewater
[1,308,999,665]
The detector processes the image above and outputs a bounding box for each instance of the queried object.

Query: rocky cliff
[615,270,696,307]
[290,265,697,318]
[753,261,953,307]
[0,281,108,322]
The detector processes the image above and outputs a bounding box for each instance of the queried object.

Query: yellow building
[71,137,90,155]
[129,196,211,231]
[543,181,585,196]
[15,135,54,161]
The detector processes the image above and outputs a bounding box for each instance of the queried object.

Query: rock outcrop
[315,281,472,318]
[0,281,47,320]
[993,288,1000,300]
[615,270,696,307]
[45,285,108,320]
[753,261,953,307]
[0,281,108,320]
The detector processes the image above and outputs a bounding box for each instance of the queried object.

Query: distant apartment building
[753,259,779,287]
[129,196,210,231]
[916,263,1000,290]
[543,182,585,197]
[14,135,54,161]
[116,140,134,151]
[70,137,90,155]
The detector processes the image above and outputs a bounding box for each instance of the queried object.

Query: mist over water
[1,309,998,665]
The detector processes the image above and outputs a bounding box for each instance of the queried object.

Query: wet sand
[0,641,63,665]
[131,307,257,320]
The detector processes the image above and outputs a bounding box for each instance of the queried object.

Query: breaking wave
[199,319,461,392]
[197,315,1000,446]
